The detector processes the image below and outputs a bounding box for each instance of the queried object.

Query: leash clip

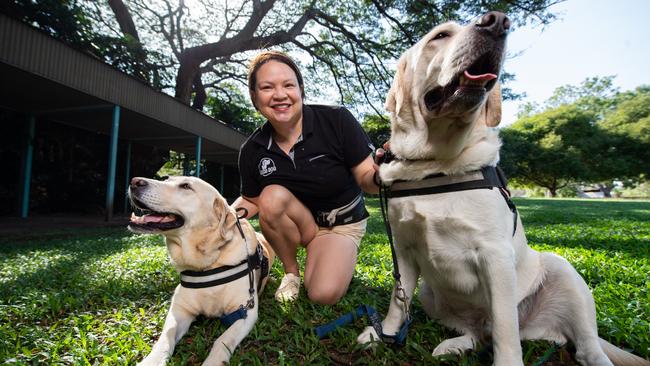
[394,281,411,319]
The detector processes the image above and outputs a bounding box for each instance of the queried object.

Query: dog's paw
[357,326,381,346]
[432,335,475,356]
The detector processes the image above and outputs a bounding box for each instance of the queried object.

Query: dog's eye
[179,183,192,190]
[431,32,450,41]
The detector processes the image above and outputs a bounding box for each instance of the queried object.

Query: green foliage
[1,198,649,364]
[204,85,265,135]
[601,86,650,145]
[361,114,390,148]
[517,76,619,119]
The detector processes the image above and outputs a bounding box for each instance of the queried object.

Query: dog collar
[180,244,269,289]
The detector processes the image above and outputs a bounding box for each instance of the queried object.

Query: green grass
[1,198,648,365]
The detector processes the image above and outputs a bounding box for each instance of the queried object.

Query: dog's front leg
[357,252,419,344]
[138,302,195,366]
[479,248,523,366]
[202,305,258,366]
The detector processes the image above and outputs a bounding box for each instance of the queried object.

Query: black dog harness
[179,208,270,326]
[387,165,518,236]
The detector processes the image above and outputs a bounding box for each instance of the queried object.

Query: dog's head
[128,176,238,256]
[386,12,509,160]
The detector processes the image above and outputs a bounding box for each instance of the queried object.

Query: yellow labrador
[128,176,274,366]
[357,12,649,366]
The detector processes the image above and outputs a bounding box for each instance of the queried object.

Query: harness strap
[220,305,249,327]
[180,248,267,289]
[388,166,499,197]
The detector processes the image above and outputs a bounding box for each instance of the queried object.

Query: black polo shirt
[239,104,374,217]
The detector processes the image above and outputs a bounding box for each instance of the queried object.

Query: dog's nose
[130,177,148,189]
[475,11,510,36]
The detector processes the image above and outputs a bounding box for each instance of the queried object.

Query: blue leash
[313,304,412,346]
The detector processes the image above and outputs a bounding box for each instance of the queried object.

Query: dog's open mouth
[128,197,184,232]
[424,52,500,111]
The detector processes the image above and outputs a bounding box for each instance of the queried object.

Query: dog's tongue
[463,70,497,82]
[130,212,176,224]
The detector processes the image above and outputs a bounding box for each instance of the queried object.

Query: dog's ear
[213,197,236,242]
[482,82,502,127]
[385,55,411,115]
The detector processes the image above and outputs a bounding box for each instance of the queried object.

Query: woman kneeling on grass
[232,51,380,305]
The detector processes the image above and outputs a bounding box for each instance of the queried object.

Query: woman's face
[252,60,303,127]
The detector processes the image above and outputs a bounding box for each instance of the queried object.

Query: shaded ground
[0,214,130,238]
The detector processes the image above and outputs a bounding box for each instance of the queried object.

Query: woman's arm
[351,154,380,194]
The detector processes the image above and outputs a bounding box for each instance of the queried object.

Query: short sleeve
[238,143,262,198]
[339,107,375,168]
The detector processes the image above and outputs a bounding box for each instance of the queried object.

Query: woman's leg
[257,185,318,275]
[304,220,367,305]
[303,235,358,305]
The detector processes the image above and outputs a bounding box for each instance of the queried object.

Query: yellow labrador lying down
[357,12,650,366]
[128,176,275,366]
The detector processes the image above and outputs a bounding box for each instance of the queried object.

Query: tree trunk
[596,183,611,198]
[549,179,558,197]
[175,52,201,104]
[107,0,149,82]
[191,73,206,111]
[108,0,140,40]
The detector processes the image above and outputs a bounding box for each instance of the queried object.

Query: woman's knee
[258,185,293,219]
[306,282,347,305]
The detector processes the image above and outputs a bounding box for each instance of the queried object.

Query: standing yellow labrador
[357,12,649,366]
[128,176,274,366]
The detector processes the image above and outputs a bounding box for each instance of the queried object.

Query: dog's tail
[600,338,650,366]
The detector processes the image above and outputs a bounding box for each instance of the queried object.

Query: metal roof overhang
[0,13,247,165]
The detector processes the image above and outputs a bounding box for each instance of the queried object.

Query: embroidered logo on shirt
[258,158,277,176]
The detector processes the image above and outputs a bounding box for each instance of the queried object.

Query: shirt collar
[253,104,314,150]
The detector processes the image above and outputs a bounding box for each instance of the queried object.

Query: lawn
[1,198,649,365]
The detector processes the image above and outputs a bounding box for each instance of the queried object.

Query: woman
[232,51,380,305]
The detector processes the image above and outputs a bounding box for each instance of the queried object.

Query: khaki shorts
[315,218,368,248]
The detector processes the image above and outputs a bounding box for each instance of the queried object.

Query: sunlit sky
[501,0,650,125]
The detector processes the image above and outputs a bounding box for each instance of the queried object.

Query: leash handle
[235,206,249,219]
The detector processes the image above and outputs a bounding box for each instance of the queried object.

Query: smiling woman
[232,50,380,306]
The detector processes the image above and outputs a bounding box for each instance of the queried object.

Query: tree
[77,0,560,114]
[501,105,597,197]
[502,84,650,197]
[598,86,650,183]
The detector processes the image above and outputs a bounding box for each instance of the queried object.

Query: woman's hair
[247,51,305,107]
